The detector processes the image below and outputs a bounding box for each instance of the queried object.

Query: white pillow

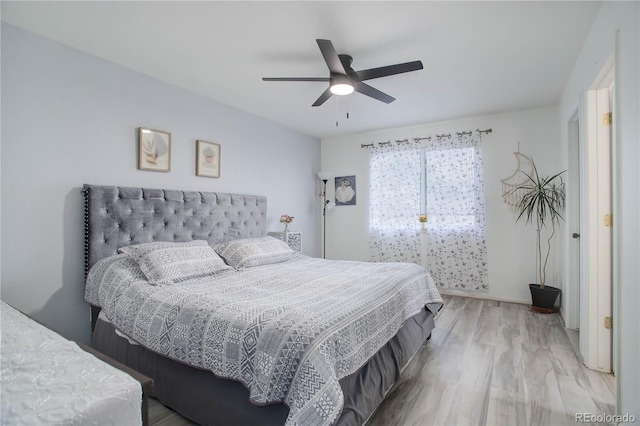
[118,240,232,285]
[214,236,294,269]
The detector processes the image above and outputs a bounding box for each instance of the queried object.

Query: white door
[595,85,613,373]
[580,80,613,373]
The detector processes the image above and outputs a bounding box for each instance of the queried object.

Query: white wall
[1,24,320,343]
[558,2,639,417]
[321,107,562,305]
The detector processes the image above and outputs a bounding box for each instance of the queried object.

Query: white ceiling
[1,1,601,139]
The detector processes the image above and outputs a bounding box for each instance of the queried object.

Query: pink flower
[280,214,294,224]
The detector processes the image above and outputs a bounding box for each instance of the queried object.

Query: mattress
[85,253,442,426]
[0,301,142,425]
[92,307,435,426]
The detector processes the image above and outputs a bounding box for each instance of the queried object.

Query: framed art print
[138,127,171,172]
[335,175,356,206]
[196,140,220,178]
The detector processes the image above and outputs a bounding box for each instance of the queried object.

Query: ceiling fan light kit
[330,84,354,95]
[263,39,423,107]
[330,75,354,95]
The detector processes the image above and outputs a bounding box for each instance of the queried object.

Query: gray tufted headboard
[82,184,267,275]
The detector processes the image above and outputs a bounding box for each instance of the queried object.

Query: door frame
[564,109,581,331]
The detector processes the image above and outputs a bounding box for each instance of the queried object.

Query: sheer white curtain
[423,134,488,290]
[369,134,488,291]
[369,144,422,264]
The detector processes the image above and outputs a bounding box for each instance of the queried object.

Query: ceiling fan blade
[316,39,347,75]
[353,82,395,104]
[355,60,423,81]
[312,88,333,107]
[262,77,330,82]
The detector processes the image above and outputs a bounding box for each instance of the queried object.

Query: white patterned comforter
[0,301,142,425]
[85,254,442,426]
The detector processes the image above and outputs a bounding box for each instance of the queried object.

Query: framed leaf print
[138,127,171,172]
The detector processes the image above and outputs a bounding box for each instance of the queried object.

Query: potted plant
[508,160,566,313]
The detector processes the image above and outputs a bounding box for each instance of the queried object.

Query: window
[369,133,488,290]
[422,146,478,229]
[369,146,421,232]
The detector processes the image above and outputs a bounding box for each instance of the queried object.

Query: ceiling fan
[262,39,424,107]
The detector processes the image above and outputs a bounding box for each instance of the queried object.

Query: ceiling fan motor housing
[330,73,354,87]
[338,54,355,73]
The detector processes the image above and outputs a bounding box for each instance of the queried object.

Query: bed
[0,300,144,425]
[82,184,442,426]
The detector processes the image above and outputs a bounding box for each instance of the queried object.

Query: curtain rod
[362,128,492,149]
[361,138,407,148]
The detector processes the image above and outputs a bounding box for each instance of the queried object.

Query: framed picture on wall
[196,140,221,178]
[138,127,171,172]
[335,175,356,206]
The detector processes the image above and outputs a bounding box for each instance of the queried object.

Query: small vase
[420,222,427,230]
[283,223,289,234]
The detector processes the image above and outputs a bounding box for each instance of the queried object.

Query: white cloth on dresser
[0,300,142,425]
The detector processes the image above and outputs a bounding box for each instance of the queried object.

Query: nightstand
[268,231,301,252]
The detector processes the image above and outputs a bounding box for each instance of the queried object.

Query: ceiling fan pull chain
[347,97,350,119]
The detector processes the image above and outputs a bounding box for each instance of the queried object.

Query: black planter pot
[529,284,561,313]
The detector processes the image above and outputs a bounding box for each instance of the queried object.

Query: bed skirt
[92,308,435,426]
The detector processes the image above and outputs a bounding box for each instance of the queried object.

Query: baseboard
[438,289,530,306]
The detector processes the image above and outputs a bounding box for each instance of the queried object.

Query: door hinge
[604,316,613,330]
[604,214,613,227]
[603,112,612,125]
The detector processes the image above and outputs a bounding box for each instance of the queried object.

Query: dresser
[268,231,301,252]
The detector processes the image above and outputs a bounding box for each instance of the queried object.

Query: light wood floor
[149,295,615,426]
